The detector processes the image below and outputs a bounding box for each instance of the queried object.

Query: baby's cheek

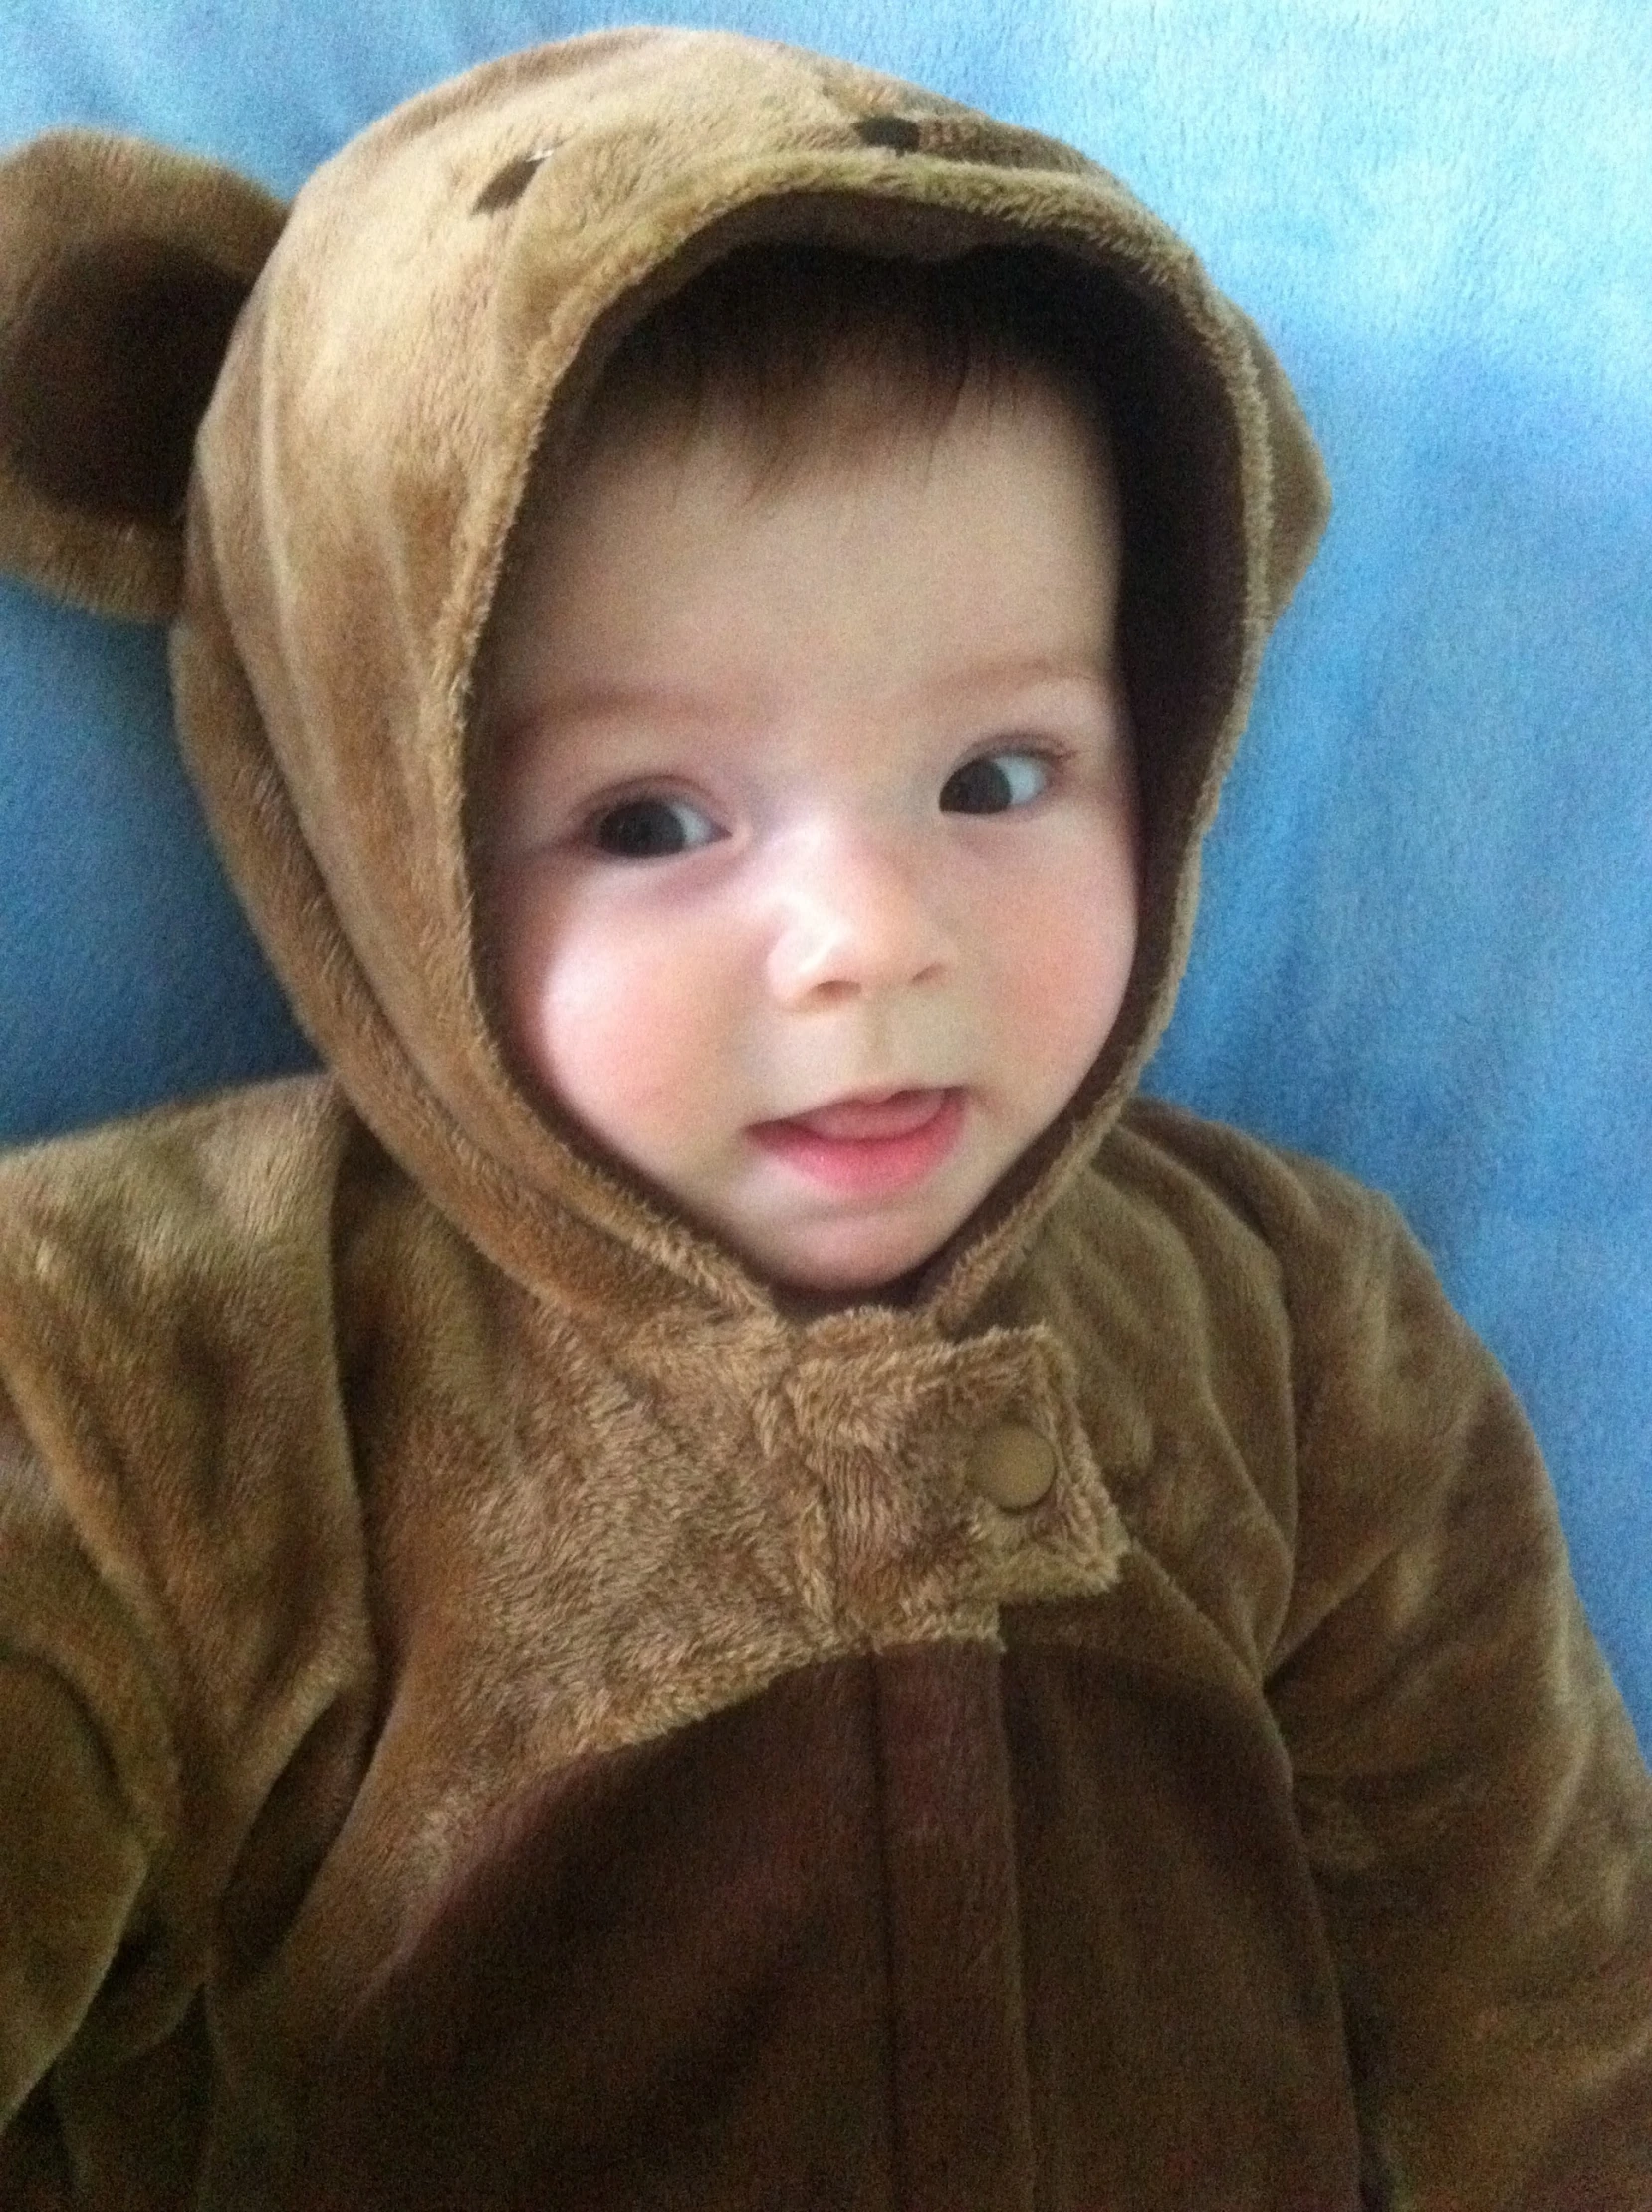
[998,857,1136,1101]
[535,924,726,1164]
[1013,937,1107,1075]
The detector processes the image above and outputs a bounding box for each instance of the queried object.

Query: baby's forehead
[479,381,1122,788]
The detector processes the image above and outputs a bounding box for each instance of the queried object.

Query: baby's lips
[782,1088,952,1141]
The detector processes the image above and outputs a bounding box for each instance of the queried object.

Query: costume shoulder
[1,1067,347,1281]
[0,1074,363,1454]
[1070,1091,1606,1671]
[1020,1091,1432,1623]
[1105,1089,1407,1265]
[1091,1092,1550,1628]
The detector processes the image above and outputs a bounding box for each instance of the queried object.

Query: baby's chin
[670,1131,1025,1306]
[715,1204,964,1310]
[765,1249,930,1311]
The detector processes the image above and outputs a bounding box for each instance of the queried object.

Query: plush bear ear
[0,129,286,622]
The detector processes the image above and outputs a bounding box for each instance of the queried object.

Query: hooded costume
[0,29,1647,2212]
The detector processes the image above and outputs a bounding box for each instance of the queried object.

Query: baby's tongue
[790,1090,947,1140]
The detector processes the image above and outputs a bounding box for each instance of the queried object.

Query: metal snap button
[966,1422,1056,1511]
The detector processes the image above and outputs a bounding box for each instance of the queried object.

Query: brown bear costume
[0,28,1648,2211]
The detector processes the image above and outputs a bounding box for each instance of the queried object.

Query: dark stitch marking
[854,116,923,154]
[473,150,554,215]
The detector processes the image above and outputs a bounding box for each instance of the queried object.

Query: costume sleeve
[1262,1171,1652,2209]
[0,1084,372,2178]
[0,1389,180,2127]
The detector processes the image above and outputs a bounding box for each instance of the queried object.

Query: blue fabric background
[2,2,1648,1744]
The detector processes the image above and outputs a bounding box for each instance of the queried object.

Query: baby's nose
[763,823,956,1006]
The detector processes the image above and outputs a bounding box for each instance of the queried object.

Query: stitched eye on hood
[855,115,924,153]
[473,149,556,215]
[852,109,1093,176]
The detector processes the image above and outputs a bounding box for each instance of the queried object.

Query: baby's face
[482,381,1137,1297]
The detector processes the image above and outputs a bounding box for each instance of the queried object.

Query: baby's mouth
[778,1089,953,1141]
[747,1088,966,1199]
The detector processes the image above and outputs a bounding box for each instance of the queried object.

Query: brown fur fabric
[0,29,1647,2211]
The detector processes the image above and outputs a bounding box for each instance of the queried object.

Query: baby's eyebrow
[526,681,732,730]
[498,656,1112,757]
[925,652,1115,705]
[484,682,743,775]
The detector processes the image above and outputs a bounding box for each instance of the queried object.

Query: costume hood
[0,28,1327,1330]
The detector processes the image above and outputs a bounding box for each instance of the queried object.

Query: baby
[0,29,1647,2212]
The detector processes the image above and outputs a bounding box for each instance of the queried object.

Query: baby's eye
[590,794,720,859]
[939,749,1052,815]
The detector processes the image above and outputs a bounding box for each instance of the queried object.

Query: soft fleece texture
[2,0,1647,1760]
[0,27,1648,2210]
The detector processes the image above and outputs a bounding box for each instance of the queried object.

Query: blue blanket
[3,0,1648,1743]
